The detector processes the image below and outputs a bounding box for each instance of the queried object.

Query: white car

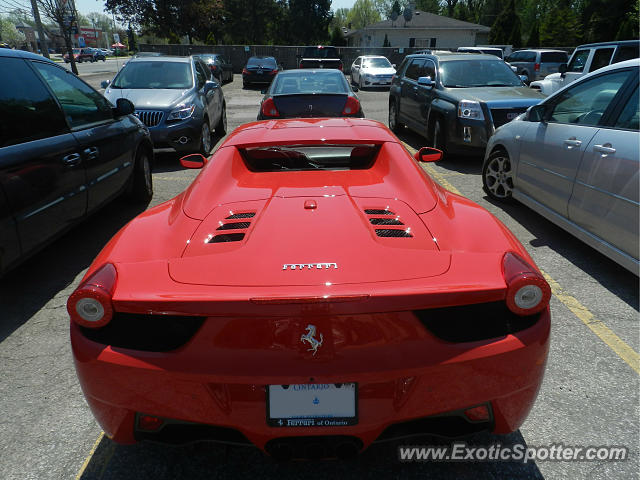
[482,59,639,274]
[350,55,396,89]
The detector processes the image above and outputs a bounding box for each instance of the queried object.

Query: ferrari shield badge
[301,324,323,355]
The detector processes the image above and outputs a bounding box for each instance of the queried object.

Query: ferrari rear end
[68,118,550,459]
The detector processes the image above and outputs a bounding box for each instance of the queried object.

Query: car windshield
[363,58,392,68]
[199,55,218,63]
[247,57,277,68]
[272,71,348,94]
[440,60,521,87]
[111,61,193,89]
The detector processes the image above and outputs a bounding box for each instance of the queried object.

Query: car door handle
[563,138,582,148]
[62,153,82,166]
[594,144,616,155]
[83,147,99,161]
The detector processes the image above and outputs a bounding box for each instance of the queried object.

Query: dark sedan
[257,69,363,120]
[242,56,280,87]
[196,53,233,83]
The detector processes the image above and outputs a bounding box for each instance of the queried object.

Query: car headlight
[458,100,485,121]
[167,104,196,121]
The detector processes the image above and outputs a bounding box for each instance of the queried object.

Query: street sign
[78,36,85,47]
[113,33,120,43]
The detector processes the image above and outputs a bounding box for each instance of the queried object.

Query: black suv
[0,49,153,275]
[388,52,545,157]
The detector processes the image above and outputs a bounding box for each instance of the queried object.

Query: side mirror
[519,75,528,82]
[204,80,218,92]
[559,63,567,77]
[510,65,517,72]
[414,146,442,163]
[352,86,359,92]
[527,104,548,123]
[101,79,111,89]
[113,98,134,117]
[260,88,267,94]
[180,153,208,169]
[417,76,434,88]
[392,64,396,68]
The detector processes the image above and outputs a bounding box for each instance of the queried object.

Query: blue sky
[74,0,357,16]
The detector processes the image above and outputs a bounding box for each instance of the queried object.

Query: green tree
[223,0,278,44]
[489,0,518,44]
[526,19,540,47]
[331,7,350,28]
[416,0,442,14]
[286,0,332,44]
[347,0,382,29]
[540,2,581,46]
[0,17,26,47]
[330,24,347,45]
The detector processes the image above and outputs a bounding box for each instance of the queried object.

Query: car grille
[134,110,164,127]
[490,108,528,128]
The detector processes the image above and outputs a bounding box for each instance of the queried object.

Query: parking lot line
[404,142,640,376]
[75,432,104,480]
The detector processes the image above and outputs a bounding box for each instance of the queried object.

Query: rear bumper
[71,308,550,452]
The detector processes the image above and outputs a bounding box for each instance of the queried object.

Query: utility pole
[31,0,50,58]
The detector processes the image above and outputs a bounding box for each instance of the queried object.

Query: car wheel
[358,74,363,90]
[216,104,227,137]
[431,118,446,157]
[199,119,212,155]
[127,148,153,203]
[388,101,404,133]
[482,150,514,202]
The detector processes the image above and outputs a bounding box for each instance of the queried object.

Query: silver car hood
[361,66,396,75]
[104,88,192,109]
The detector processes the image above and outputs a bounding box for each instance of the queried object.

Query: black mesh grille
[415,302,541,342]
[365,209,394,215]
[375,229,412,238]
[209,233,245,243]
[79,313,205,352]
[369,218,404,226]
[226,212,255,219]
[217,222,250,230]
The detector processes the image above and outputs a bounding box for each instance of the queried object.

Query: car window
[567,49,590,73]
[614,86,639,130]
[0,57,68,147]
[589,48,614,72]
[32,61,113,129]
[194,61,208,87]
[612,44,640,64]
[248,57,277,68]
[404,59,425,81]
[272,71,347,94]
[507,52,520,62]
[540,52,568,63]
[548,70,631,126]
[421,60,436,81]
[354,58,361,66]
[521,51,537,62]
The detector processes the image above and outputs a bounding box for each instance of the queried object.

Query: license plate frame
[266,383,358,427]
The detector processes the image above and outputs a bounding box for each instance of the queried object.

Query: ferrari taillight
[502,252,550,316]
[261,98,279,117]
[67,263,117,328]
[342,96,360,115]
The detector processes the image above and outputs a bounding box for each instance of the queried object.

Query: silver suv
[506,49,568,83]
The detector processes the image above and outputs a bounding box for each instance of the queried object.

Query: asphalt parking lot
[1,71,638,480]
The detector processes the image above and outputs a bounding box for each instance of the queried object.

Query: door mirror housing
[260,88,267,94]
[519,75,528,83]
[527,104,548,123]
[352,86,359,92]
[180,153,208,169]
[559,63,567,77]
[204,80,218,92]
[101,79,111,89]
[113,98,134,117]
[417,76,434,88]
[414,147,442,163]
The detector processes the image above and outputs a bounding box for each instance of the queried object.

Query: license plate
[267,383,357,427]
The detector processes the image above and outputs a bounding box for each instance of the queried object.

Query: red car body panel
[70,118,550,456]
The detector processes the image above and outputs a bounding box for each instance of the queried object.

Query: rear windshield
[363,57,392,68]
[271,71,348,94]
[111,61,193,89]
[303,47,339,58]
[241,144,379,171]
[247,57,276,68]
[540,52,568,63]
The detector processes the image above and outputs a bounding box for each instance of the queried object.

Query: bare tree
[37,0,78,74]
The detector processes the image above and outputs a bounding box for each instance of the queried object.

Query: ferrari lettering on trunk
[282,262,338,270]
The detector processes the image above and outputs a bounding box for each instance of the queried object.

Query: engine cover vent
[217,222,251,230]
[369,218,404,226]
[364,209,394,215]
[226,212,256,219]
[375,229,413,238]
[209,233,246,243]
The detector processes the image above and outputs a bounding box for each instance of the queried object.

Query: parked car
[102,55,227,155]
[257,69,363,120]
[530,40,640,95]
[67,117,551,458]
[457,46,504,59]
[298,45,343,70]
[0,49,153,276]
[196,53,233,84]
[388,52,544,158]
[483,59,639,274]
[63,48,94,63]
[506,49,569,83]
[350,55,396,89]
[242,56,280,87]
[89,48,106,62]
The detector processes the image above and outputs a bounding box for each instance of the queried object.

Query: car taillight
[342,96,360,115]
[270,69,278,75]
[242,68,249,74]
[338,64,343,71]
[210,65,218,71]
[261,98,279,117]
[299,62,304,68]
[534,63,540,72]
[502,252,550,316]
[67,263,117,328]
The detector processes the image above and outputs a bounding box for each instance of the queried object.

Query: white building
[345,10,490,49]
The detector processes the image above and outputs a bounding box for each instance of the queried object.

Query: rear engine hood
[169,196,449,286]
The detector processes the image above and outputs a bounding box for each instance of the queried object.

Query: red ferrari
[68,118,550,460]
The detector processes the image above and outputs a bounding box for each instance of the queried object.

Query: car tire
[199,119,212,156]
[127,148,153,203]
[216,104,227,137]
[388,101,404,133]
[358,74,363,90]
[431,118,446,158]
[482,149,514,202]
[228,72,233,83]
